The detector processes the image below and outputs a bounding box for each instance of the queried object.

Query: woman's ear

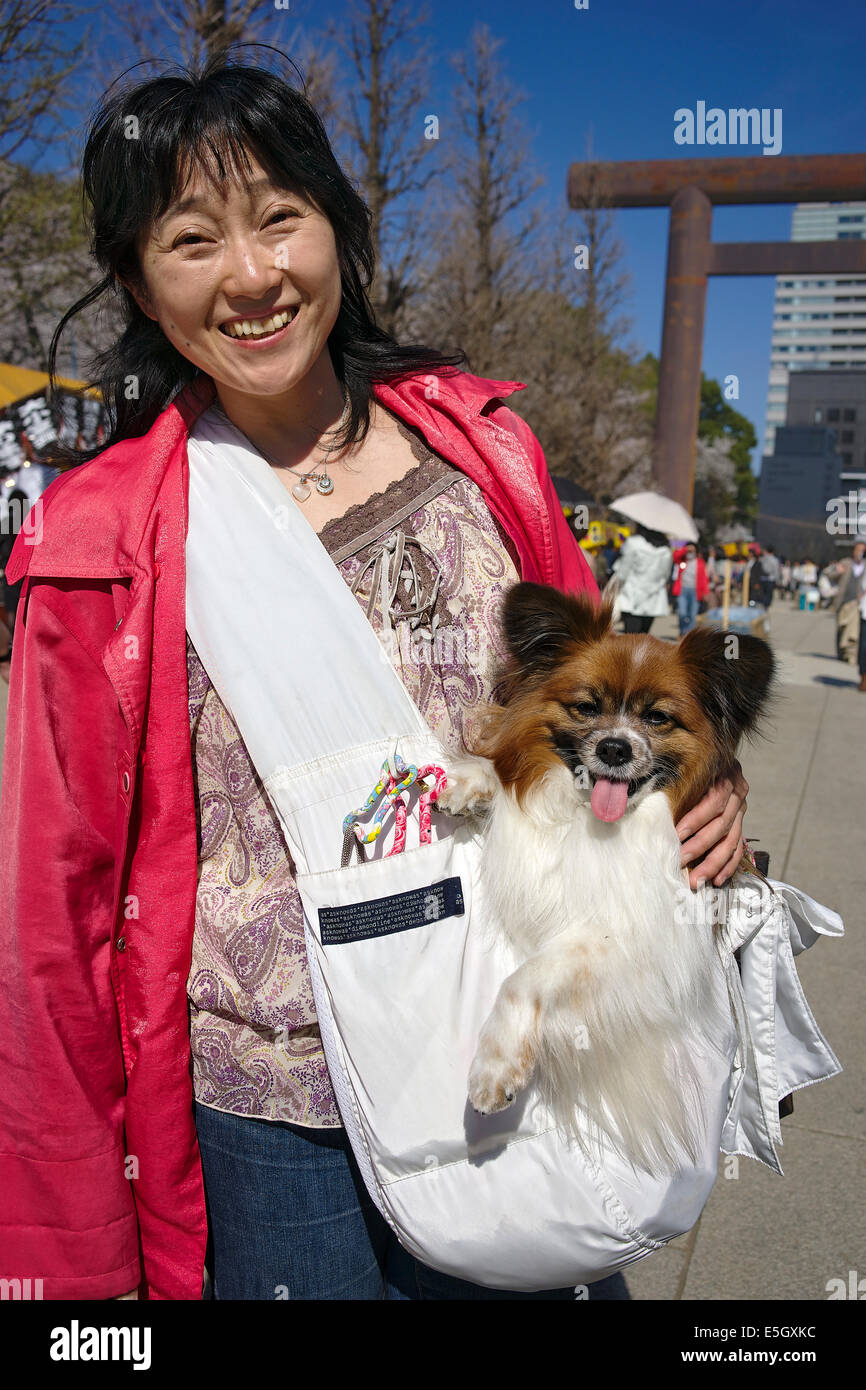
[117,273,157,322]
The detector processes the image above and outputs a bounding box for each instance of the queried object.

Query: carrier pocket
[296,828,513,1184]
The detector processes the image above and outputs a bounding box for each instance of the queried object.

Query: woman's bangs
[155,109,312,224]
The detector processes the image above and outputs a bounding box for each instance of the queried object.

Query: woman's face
[129,154,343,401]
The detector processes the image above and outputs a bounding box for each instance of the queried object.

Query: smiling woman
[1,49,750,1306]
[48,55,467,482]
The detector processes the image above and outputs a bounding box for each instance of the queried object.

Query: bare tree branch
[0,2,87,174]
[408,22,545,372]
[325,0,442,332]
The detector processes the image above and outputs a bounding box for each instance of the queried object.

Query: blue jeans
[677,587,698,634]
[193,1102,628,1300]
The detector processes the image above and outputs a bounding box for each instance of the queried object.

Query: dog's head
[480,582,776,823]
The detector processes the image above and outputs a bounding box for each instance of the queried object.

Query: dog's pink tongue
[590,778,630,822]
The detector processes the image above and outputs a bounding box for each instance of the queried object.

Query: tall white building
[764,202,866,456]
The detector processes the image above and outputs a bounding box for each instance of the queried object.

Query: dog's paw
[437,755,498,819]
[467,1045,531,1116]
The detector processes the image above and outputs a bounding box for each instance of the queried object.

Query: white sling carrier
[185,409,842,1291]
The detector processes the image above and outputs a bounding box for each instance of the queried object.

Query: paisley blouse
[185,412,520,1126]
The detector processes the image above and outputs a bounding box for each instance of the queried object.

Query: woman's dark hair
[635,522,670,548]
[48,51,467,467]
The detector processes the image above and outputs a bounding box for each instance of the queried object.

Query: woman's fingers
[675,760,749,891]
[689,830,747,890]
[680,789,744,862]
[686,803,748,889]
[675,775,729,844]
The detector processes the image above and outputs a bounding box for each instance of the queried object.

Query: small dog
[440,582,776,1174]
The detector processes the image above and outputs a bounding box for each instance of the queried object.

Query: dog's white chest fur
[449,759,729,1173]
[485,772,691,963]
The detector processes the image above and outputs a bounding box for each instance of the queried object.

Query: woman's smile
[217,304,300,346]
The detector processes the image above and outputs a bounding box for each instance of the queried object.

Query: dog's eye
[644,708,671,726]
[568,701,599,718]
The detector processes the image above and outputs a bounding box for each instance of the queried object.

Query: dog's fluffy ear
[678,625,777,749]
[501,582,614,678]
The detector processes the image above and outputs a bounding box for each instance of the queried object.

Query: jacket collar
[7,368,525,584]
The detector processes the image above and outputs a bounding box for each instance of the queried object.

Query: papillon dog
[439,582,777,1174]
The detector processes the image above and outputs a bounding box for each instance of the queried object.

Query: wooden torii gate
[567,154,866,510]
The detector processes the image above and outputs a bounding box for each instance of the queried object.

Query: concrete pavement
[622,600,864,1301]
[0,598,862,1301]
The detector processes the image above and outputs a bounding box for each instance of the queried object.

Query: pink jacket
[0,368,597,1300]
[671,549,710,602]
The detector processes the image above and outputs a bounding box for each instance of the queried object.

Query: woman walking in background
[611,523,672,634]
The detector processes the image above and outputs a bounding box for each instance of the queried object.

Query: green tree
[698,375,758,527]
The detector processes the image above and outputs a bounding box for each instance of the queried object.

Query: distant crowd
[575,522,866,683]
[587,537,856,615]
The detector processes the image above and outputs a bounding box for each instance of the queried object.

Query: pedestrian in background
[672,541,708,635]
[832,541,866,665]
[779,557,792,599]
[705,545,722,606]
[611,524,672,633]
[755,545,780,608]
[731,556,745,602]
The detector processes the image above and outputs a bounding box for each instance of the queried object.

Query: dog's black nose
[597,737,633,768]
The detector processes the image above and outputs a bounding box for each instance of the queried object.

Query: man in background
[831,540,866,666]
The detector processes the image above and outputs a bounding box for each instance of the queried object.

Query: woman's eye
[174,232,208,247]
[265,209,299,227]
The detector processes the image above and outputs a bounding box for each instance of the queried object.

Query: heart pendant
[292,481,311,502]
[315,474,334,495]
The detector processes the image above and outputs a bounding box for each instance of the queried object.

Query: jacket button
[121,771,130,794]
[116,937,126,952]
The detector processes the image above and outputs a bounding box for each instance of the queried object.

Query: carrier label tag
[319,876,464,945]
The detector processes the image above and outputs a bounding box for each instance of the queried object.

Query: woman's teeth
[220,308,297,338]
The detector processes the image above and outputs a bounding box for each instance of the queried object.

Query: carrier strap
[185,407,443,872]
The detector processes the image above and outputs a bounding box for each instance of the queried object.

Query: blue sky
[60,0,866,471]
[290,0,865,472]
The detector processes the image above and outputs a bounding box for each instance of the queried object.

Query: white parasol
[609,490,699,543]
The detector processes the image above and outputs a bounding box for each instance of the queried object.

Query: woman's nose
[222,239,283,298]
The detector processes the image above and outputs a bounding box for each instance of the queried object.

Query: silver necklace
[212,388,352,502]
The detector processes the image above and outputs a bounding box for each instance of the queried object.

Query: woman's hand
[674,760,749,890]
